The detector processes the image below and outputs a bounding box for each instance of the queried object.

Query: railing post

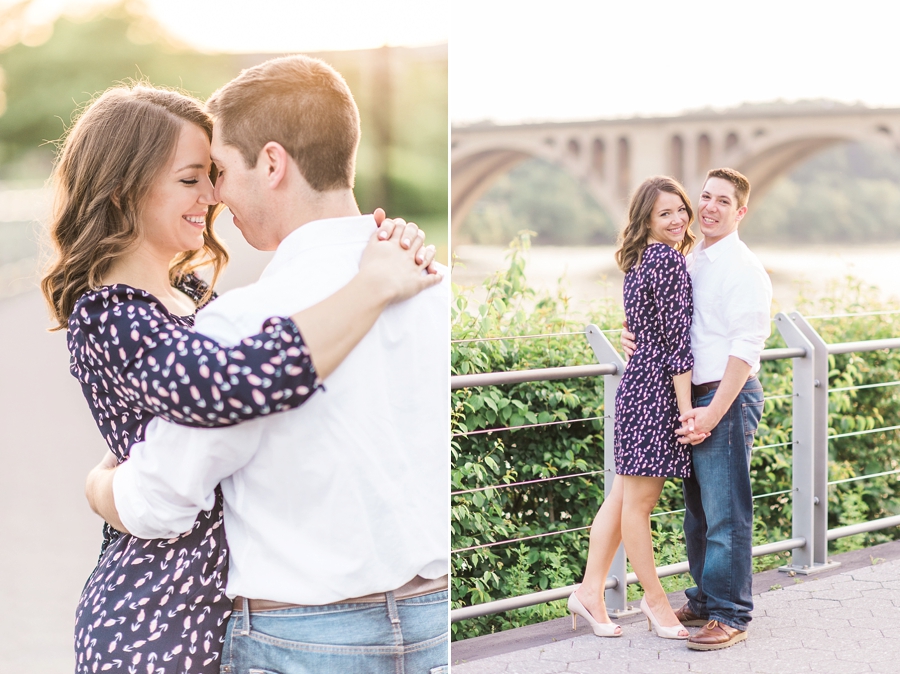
[773,312,839,574]
[584,325,639,616]
[790,312,841,572]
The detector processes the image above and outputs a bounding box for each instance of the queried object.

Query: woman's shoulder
[642,243,687,269]
[643,243,686,265]
[70,274,214,329]
[69,283,156,327]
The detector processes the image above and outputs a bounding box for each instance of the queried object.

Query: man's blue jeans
[682,377,764,631]
[219,590,448,674]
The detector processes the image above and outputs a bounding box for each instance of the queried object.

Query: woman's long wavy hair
[41,84,228,330]
[614,176,695,273]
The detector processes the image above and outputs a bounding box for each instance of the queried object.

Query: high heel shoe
[567,591,622,637]
[640,597,689,639]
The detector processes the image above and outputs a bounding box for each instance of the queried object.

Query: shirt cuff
[729,339,765,369]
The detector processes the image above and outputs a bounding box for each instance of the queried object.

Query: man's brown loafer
[673,603,708,627]
[686,620,747,650]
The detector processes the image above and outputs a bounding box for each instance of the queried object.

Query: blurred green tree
[0,1,447,248]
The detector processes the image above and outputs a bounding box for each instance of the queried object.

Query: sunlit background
[1,0,448,273]
[451,0,900,312]
[0,1,446,671]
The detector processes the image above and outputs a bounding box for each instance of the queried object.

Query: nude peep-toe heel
[640,597,689,639]
[567,591,622,637]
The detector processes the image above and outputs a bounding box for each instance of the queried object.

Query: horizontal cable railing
[451,311,900,625]
[451,537,808,622]
[452,328,623,345]
[452,364,615,390]
[451,415,604,438]
[828,424,900,440]
[453,526,592,554]
[828,468,900,486]
[830,380,900,393]
[806,309,900,320]
[451,469,607,496]
[453,485,799,554]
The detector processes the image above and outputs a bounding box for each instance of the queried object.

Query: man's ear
[259,141,289,188]
[735,205,748,223]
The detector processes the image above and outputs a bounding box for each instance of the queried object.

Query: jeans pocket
[741,400,764,450]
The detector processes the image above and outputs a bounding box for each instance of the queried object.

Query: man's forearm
[705,356,753,426]
[113,419,260,539]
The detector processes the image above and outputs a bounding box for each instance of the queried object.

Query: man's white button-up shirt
[687,231,773,385]
[114,214,449,605]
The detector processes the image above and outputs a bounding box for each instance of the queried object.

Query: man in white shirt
[105,56,448,673]
[624,168,772,651]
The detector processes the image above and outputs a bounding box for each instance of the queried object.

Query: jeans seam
[245,631,406,654]
[400,632,449,654]
[725,400,734,609]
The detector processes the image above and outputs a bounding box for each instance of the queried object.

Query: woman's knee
[621,476,665,513]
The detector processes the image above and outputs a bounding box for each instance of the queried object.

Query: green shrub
[451,234,900,640]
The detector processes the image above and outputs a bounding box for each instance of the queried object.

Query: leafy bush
[451,235,900,640]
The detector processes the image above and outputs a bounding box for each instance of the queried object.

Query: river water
[451,243,900,317]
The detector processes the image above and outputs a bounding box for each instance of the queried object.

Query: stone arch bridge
[451,105,900,234]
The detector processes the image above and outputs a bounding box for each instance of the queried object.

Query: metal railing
[450,311,900,623]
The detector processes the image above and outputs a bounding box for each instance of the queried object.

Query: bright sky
[452,0,900,124]
[10,0,448,52]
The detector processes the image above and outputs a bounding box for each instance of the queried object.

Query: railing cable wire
[828,424,900,440]
[830,380,900,393]
[828,468,900,486]
[452,328,623,345]
[451,469,608,495]
[806,309,900,320]
[452,525,591,554]
[452,415,606,438]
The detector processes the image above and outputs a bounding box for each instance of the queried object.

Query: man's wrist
[705,400,726,426]
[355,269,394,308]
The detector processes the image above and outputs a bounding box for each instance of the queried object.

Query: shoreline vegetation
[451,234,900,641]
[456,141,900,248]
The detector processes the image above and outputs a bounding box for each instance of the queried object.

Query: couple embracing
[43,55,448,673]
[569,169,773,650]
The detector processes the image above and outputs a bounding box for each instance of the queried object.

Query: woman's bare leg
[620,475,685,630]
[574,474,624,624]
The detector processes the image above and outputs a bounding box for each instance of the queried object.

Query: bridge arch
[452,108,900,238]
[730,130,897,201]
[450,136,622,236]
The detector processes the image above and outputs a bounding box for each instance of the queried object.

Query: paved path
[0,215,270,672]
[451,541,900,673]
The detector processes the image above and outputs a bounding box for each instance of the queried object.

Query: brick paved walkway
[452,541,900,673]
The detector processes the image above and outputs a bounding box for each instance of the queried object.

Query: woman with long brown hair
[41,84,438,673]
[568,176,698,640]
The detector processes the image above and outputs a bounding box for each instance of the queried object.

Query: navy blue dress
[614,243,694,478]
[69,276,318,674]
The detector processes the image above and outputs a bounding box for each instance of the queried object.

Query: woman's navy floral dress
[69,275,318,674]
[614,243,694,478]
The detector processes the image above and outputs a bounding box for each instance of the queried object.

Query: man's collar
[697,231,740,262]
[262,214,375,278]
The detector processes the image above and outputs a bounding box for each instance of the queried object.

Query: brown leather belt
[692,380,721,397]
[233,575,448,613]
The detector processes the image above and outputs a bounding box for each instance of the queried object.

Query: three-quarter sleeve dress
[614,243,694,478]
[69,275,319,674]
